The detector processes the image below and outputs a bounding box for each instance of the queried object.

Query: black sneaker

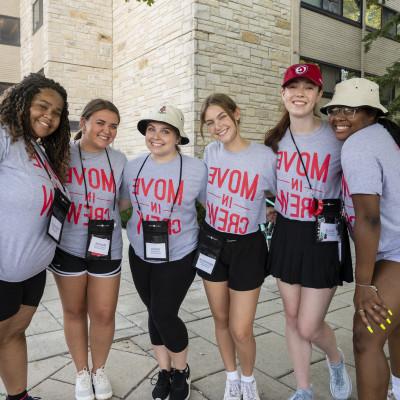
[151,369,171,400]
[170,365,191,400]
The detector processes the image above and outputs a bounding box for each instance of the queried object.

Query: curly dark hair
[0,73,70,181]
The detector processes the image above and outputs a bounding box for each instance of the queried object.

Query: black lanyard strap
[134,153,183,220]
[78,143,117,212]
[32,140,66,192]
[288,126,313,192]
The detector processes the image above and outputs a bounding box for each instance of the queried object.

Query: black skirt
[267,213,353,289]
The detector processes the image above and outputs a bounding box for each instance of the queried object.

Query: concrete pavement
[0,234,359,399]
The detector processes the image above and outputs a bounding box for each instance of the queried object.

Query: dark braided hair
[0,73,70,181]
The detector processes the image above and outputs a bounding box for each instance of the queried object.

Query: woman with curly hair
[0,73,71,400]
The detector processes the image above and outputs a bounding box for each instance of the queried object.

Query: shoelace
[228,380,241,396]
[77,369,92,389]
[93,367,109,385]
[241,381,256,399]
[150,370,170,387]
[331,363,345,390]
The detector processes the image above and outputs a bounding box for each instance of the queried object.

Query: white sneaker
[75,368,94,400]
[223,378,241,400]
[92,366,113,400]
[241,379,260,400]
[326,348,352,400]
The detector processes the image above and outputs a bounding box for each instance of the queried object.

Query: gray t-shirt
[204,141,276,234]
[341,123,400,262]
[58,141,127,259]
[0,126,64,281]
[275,122,343,221]
[122,153,207,262]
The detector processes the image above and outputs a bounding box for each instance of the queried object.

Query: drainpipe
[361,0,366,77]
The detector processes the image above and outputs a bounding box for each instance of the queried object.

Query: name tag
[145,242,167,260]
[316,216,341,243]
[47,188,71,244]
[195,253,217,274]
[88,236,111,256]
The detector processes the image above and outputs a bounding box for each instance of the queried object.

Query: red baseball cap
[282,63,323,87]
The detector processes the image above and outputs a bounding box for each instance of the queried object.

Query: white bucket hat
[320,77,388,115]
[137,105,189,145]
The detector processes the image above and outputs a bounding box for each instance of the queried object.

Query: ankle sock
[392,374,400,400]
[226,370,240,381]
[241,374,255,383]
[6,391,28,400]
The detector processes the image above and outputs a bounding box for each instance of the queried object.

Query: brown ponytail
[264,110,290,153]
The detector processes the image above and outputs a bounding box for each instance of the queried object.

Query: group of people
[0,63,399,400]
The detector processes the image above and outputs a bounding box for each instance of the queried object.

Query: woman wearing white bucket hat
[120,105,207,400]
[322,77,400,400]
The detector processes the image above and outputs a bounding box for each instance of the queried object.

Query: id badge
[47,188,71,244]
[86,219,114,260]
[194,228,223,275]
[316,215,341,243]
[142,220,169,262]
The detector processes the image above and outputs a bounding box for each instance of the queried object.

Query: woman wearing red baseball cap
[265,64,353,400]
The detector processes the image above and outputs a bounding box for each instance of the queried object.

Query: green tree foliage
[363,0,400,117]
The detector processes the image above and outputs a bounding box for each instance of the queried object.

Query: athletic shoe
[326,348,352,400]
[151,369,171,400]
[170,364,190,400]
[223,378,241,400]
[75,368,95,400]
[92,366,113,400]
[288,388,314,400]
[241,379,260,400]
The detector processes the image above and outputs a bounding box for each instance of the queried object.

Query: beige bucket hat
[137,105,189,145]
[320,77,388,115]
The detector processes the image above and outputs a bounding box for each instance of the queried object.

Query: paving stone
[181,288,210,313]
[116,293,147,317]
[254,332,324,378]
[41,297,64,320]
[194,369,293,400]
[111,338,148,356]
[187,337,225,380]
[26,309,62,336]
[115,311,136,330]
[279,359,357,400]
[27,330,68,361]
[256,313,286,336]
[41,283,62,302]
[255,299,284,319]
[52,347,157,398]
[114,325,144,341]
[325,305,354,332]
[29,378,74,400]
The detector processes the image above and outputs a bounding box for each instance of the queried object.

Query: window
[0,82,14,95]
[366,3,382,30]
[300,57,361,97]
[302,0,361,23]
[0,15,20,46]
[32,0,43,34]
[382,8,397,39]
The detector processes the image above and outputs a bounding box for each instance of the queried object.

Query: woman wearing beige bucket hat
[322,77,400,400]
[120,105,207,400]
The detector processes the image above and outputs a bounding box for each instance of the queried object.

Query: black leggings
[128,246,196,353]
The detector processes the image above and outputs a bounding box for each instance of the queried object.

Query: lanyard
[31,140,67,192]
[134,153,183,220]
[288,126,314,192]
[78,143,117,212]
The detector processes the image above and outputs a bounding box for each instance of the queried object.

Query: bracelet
[355,283,378,292]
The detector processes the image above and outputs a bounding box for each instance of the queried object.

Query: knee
[63,304,87,321]
[353,320,384,355]
[284,312,298,331]
[213,312,230,330]
[230,325,253,345]
[90,307,116,326]
[297,321,320,342]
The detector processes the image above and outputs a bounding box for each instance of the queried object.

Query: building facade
[5,0,400,156]
[0,1,20,94]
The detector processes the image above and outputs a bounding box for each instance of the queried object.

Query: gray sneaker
[288,388,314,400]
[326,348,352,400]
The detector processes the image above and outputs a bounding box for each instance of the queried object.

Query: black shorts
[196,223,268,291]
[48,247,121,277]
[0,270,46,321]
[268,213,353,289]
